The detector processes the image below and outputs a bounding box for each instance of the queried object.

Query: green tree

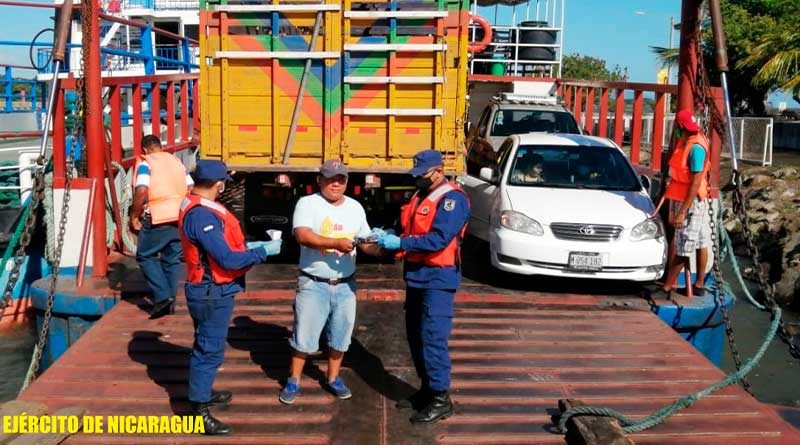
[651,0,799,115]
[739,30,800,104]
[562,53,628,82]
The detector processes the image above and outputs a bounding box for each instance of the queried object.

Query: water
[720,260,800,408]
[0,321,35,402]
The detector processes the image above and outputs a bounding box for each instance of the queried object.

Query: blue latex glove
[377,233,401,251]
[246,240,283,257]
[370,227,387,238]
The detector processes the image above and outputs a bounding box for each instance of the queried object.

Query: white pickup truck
[466,91,582,154]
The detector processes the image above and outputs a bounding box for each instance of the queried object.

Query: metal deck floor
[19,262,800,444]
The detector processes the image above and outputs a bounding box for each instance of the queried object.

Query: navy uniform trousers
[186,282,236,404]
[404,287,456,392]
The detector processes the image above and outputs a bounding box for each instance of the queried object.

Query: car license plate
[568,252,603,271]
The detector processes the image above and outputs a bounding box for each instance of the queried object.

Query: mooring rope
[556,305,780,434]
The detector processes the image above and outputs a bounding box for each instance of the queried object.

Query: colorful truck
[199,0,471,233]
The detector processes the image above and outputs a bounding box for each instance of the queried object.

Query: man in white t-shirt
[279,160,382,405]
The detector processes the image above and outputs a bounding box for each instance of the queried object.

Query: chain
[19,1,88,390]
[0,161,46,319]
[706,177,752,393]
[731,176,800,360]
[690,20,752,391]
[695,3,799,362]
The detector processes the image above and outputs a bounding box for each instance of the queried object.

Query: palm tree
[739,30,800,103]
[651,46,679,69]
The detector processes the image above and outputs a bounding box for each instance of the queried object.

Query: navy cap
[408,149,443,177]
[320,159,348,178]
[194,160,231,182]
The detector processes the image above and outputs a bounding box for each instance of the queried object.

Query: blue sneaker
[327,378,352,400]
[279,377,300,405]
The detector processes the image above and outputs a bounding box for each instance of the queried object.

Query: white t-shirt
[292,193,371,279]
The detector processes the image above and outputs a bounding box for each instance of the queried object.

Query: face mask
[415,176,434,190]
[674,128,683,138]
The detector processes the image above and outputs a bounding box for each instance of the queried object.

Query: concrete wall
[774,121,800,150]
[0,112,40,133]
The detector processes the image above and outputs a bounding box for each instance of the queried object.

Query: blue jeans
[289,276,357,354]
[405,287,455,392]
[186,282,235,403]
[136,217,182,304]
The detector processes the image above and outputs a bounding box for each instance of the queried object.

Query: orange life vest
[399,181,469,268]
[133,152,188,224]
[178,194,250,284]
[664,133,710,202]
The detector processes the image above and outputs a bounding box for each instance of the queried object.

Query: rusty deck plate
[19,263,800,444]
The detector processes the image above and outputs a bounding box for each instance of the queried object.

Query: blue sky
[0,0,54,73]
[1,0,796,106]
[478,0,680,83]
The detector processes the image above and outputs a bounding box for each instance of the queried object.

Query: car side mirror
[640,174,652,192]
[479,167,496,183]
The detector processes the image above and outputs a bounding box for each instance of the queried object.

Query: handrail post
[3,67,12,113]
[585,88,595,135]
[613,88,624,146]
[84,0,108,276]
[181,38,191,73]
[598,88,609,138]
[141,24,155,75]
[652,92,666,170]
[630,90,644,165]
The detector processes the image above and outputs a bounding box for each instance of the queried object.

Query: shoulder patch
[202,224,215,233]
[443,199,456,211]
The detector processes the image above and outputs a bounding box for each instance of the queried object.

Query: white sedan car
[459,133,666,281]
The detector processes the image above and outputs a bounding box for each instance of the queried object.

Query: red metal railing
[51,72,198,278]
[558,79,723,196]
[53,73,199,177]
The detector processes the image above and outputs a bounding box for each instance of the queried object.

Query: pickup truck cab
[467,94,582,154]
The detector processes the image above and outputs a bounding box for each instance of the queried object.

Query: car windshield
[507,145,641,191]
[491,109,579,137]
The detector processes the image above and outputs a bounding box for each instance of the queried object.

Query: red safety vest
[133,152,189,224]
[665,133,711,202]
[399,181,469,267]
[178,194,249,284]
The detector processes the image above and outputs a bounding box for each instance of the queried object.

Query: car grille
[550,223,623,242]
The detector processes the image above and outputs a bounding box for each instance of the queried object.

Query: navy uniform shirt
[182,206,267,295]
[400,187,470,290]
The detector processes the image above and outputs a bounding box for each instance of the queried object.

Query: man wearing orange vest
[179,160,282,434]
[378,149,470,424]
[130,135,194,318]
[661,109,712,296]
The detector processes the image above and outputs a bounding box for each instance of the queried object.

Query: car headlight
[630,217,663,241]
[499,210,544,236]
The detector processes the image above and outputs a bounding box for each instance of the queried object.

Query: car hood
[504,186,654,228]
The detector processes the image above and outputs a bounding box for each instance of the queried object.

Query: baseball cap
[320,159,348,178]
[194,160,231,182]
[408,149,443,177]
[675,109,700,133]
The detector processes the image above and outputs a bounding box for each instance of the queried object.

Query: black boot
[149,297,175,319]
[209,390,233,406]
[190,402,232,435]
[410,392,454,424]
[396,388,431,410]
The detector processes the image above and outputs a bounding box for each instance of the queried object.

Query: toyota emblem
[579,226,596,235]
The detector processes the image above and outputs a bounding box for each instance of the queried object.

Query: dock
[17,261,800,445]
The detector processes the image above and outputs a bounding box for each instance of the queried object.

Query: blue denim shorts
[289,276,357,354]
